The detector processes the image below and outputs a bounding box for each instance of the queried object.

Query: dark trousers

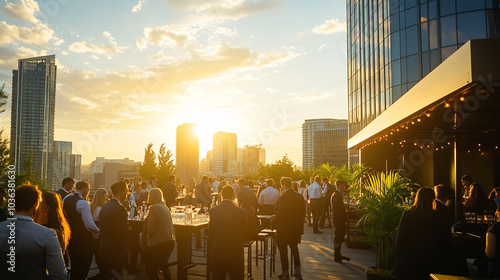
[145,241,175,280]
[211,260,244,280]
[68,240,94,280]
[310,199,322,232]
[277,240,300,273]
[94,262,124,280]
[333,223,346,245]
[319,198,331,227]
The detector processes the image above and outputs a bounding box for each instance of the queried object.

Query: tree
[138,143,157,181]
[0,84,7,114]
[157,143,175,187]
[257,154,302,182]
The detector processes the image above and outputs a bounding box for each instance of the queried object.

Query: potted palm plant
[348,171,413,280]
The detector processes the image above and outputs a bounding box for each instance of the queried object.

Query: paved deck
[87,224,376,280]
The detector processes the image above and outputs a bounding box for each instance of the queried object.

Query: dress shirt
[72,192,100,233]
[258,186,281,205]
[59,188,70,195]
[307,182,323,199]
[92,206,102,239]
[435,199,446,206]
[213,181,220,193]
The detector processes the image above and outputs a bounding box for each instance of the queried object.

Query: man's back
[63,193,93,242]
[273,189,306,243]
[258,186,280,205]
[98,199,128,266]
[162,182,178,207]
[0,217,67,280]
[195,182,211,207]
[239,186,258,211]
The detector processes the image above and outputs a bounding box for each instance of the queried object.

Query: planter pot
[365,268,397,280]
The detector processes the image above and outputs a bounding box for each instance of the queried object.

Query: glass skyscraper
[347,0,500,160]
[11,55,56,180]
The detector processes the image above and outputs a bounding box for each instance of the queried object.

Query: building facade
[236,145,266,174]
[10,55,56,180]
[313,128,348,168]
[213,132,237,175]
[347,0,500,163]
[52,141,72,189]
[176,123,199,184]
[302,119,348,169]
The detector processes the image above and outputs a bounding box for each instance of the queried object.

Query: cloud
[3,0,40,24]
[143,25,193,48]
[149,50,171,61]
[136,37,147,51]
[132,0,147,12]
[68,32,128,59]
[0,21,56,47]
[312,18,346,34]
[290,92,333,103]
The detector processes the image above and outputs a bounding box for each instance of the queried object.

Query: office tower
[313,127,348,168]
[302,119,348,169]
[176,123,199,184]
[11,55,56,180]
[69,154,81,180]
[237,145,266,174]
[213,132,237,175]
[52,141,72,189]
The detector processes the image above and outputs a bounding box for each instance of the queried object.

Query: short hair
[280,177,292,189]
[15,185,41,212]
[62,177,74,187]
[315,176,322,183]
[110,181,128,196]
[201,175,208,183]
[168,174,176,182]
[335,180,347,189]
[434,184,448,200]
[322,177,328,182]
[221,185,234,200]
[266,179,274,187]
[148,188,164,205]
[259,177,265,181]
[238,178,247,186]
[75,181,89,190]
[461,175,472,183]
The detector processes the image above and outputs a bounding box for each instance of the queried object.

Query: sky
[0,0,348,167]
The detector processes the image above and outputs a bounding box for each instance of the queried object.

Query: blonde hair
[90,188,107,216]
[148,188,164,205]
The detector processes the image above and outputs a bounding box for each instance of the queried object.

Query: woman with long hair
[141,188,176,280]
[393,187,448,280]
[298,180,308,201]
[90,188,108,228]
[35,192,71,253]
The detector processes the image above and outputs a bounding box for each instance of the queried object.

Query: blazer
[195,182,212,207]
[238,186,259,240]
[97,198,129,267]
[208,200,247,264]
[272,189,306,244]
[330,190,347,226]
[0,216,67,280]
[162,182,178,207]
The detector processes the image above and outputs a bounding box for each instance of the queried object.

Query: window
[406,54,419,82]
[421,22,429,51]
[390,14,400,33]
[406,25,418,55]
[406,7,417,27]
[406,0,417,8]
[441,45,458,61]
[391,60,401,86]
[457,11,487,44]
[456,0,485,13]
[440,0,456,17]
[430,49,441,70]
[401,57,407,84]
[429,19,438,49]
[420,3,428,22]
[400,10,406,28]
[441,15,457,47]
[428,0,438,19]
[392,85,402,103]
[391,31,400,60]
[421,51,430,77]
[400,28,407,57]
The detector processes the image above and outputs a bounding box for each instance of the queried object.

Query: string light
[445,103,450,108]
[460,96,465,101]
[426,113,431,117]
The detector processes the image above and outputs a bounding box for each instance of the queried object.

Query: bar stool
[261,229,277,276]
[243,240,254,280]
[255,232,270,280]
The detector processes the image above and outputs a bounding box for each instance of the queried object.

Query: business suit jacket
[208,200,247,266]
[238,186,259,240]
[272,189,306,245]
[162,182,178,207]
[0,216,67,280]
[195,182,212,208]
[97,198,129,267]
[330,190,347,226]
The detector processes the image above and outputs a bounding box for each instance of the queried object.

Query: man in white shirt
[213,177,220,193]
[307,176,324,234]
[0,185,67,279]
[63,181,100,280]
[258,182,281,215]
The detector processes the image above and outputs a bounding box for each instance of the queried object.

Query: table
[345,210,369,249]
[174,222,209,280]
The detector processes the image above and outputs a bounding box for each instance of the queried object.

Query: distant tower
[302,119,347,169]
[176,123,199,184]
[213,132,237,175]
[11,55,56,181]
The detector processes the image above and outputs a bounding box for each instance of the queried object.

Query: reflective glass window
[390,0,400,15]
[457,11,487,44]
[406,7,417,27]
[401,57,407,84]
[420,3,428,22]
[391,60,401,86]
[406,0,417,8]
[421,51,430,77]
[430,49,441,70]
[457,0,485,13]
[400,28,407,57]
[390,14,400,33]
[429,19,438,49]
[421,22,429,51]
[406,26,418,55]
[391,31,400,60]
[440,15,457,47]
[400,10,406,28]
[407,54,419,82]
[429,0,438,19]
[440,0,456,17]
[441,45,458,61]
[392,85,402,103]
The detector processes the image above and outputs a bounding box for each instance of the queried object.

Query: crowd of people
[0,172,498,279]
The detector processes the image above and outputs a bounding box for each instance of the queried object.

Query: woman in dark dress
[392,187,448,280]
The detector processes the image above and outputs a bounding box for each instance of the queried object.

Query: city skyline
[0,1,348,167]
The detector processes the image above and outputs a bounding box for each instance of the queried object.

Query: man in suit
[237,178,259,240]
[162,174,178,207]
[320,177,335,229]
[63,181,100,280]
[208,185,247,280]
[96,181,129,279]
[331,180,350,263]
[0,185,67,280]
[57,177,74,200]
[272,177,306,280]
[195,175,212,208]
[434,185,454,227]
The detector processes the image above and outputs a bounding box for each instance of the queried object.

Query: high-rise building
[346,1,500,195]
[69,154,81,180]
[237,145,266,174]
[52,141,72,188]
[313,128,348,168]
[88,157,137,188]
[176,123,199,184]
[302,119,348,169]
[10,55,56,180]
[213,132,237,175]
